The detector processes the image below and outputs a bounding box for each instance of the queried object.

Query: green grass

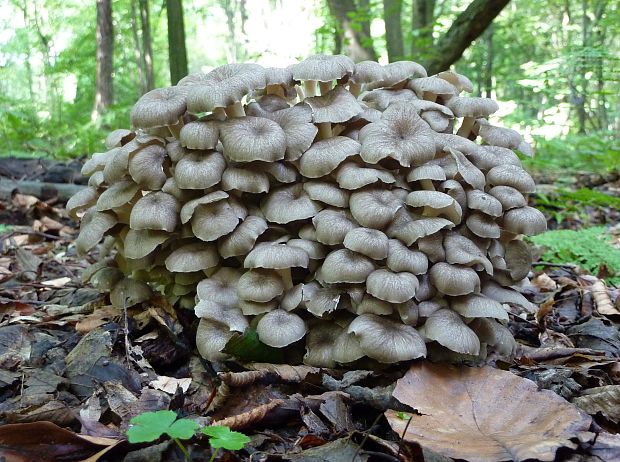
[0,224,14,234]
[533,187,620,225]
[529,227,620,285]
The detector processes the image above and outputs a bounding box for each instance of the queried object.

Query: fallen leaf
[572,385,620,423]
[41,276,71,288]
[531,273,557,291]
[149,376,192,394]
[283,437,369,461]
[588,432,620,462]
[0,421,120,462]
[385,362,591,462]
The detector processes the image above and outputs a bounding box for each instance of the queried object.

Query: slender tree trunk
[130,0,147,95]
[326,0,377,62]
[139,0,155,91]
[166,0,188,85]
[423,0,510,75]
[483,25,493,98]
[576,0,589,134]
[411,0,435,58]
[93,0,113,121]
[383,0,404,61]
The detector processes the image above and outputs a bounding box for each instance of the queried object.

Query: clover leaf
[201,425,251,450]
[127,410,200,443]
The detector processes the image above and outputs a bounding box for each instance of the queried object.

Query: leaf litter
[0,183,619,461]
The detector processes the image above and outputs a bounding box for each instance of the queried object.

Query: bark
[166,0,189,85]
[423,0,510,75]
[139,0,155,92]
[576,0,588,134]
[411,0,436,58]
[93,0,113,121]
[383,0,404,62]
[326,0,377,62]
[130,0,146,95]
[483,25,493,98]
[0,179,86,202]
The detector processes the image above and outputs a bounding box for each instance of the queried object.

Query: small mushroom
[256,309,307,348]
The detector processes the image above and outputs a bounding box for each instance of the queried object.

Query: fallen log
[0,177,86,202]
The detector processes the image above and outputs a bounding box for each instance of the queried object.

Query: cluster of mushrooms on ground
[67,54,547,367]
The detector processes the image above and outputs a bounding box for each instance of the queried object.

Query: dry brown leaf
[572,385,620,423]
[590,279,619,316]
[532,273,557,291]
[211,398,285,430]
[385,362,591,462]
[244,363,320,382]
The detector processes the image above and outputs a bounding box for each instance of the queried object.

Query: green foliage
[530,227,620,285]
[127,410,200,443]
[523,133,620,177]
[201,426,251,450]
[533,187,620,224]
[0,225,13,234]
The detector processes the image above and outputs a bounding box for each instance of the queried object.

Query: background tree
[167,0,188,84]
[93,0,114,121]
[327,0,377,61]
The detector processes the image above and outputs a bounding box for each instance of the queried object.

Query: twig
[533,261,578,269]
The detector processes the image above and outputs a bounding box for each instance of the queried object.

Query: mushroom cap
[451,294,509,320]
[486,164,536,194]
[349,188,402,229]
[190,200,243,242]
[348,314,426,363]
[197,267,242,305]
[481,280,537,313]
[446,148,486,191]
[304,323,342,367]
[244,242,309,269]
[336,161,396,190]
[502,206,547,235]
[352,294,394,315]
[366,269,419,303]
[359,102,436,167]
[303,181,350,208]
[419,308,480,355]
[406,190,462,225]
[237,269,284,302]
[429,262,480,296]
[174,150,226,190]
[124,229,169,259]
[446,96,499,118]
[488,185,527,210]
[466,213,501,239]
[386,209,454,246]
[96,180,140,212]
[366,60,427,90]
[127,144,167,190]
[468,145,521,171]
[179,120,219,150]
[67,187,100,219]
[105,128,134,149]
[75,208,118,254]
[318,249,375,284]
[196,319,236,361]
[504,239,532,280]
[408,76,458,96]
[180,191,229,224]
[444,232,493,275]
[130,191,180,232]
[332,330,365,363]
[221,166,270,194]
[256,309,306,348]
[362,88,417,111]
[110,277,152,308]
[437,70,473,93]
[466,190,503,217]
[220,116,286,163]
[386,239,428,274]
[194,301,248,333]
[470,318,517,356]
[287,238,327,260]
[313,209,358,245]
[261,184,323,224]
[478,122,522,149]
[299,136,360,178]
[290,54,355,82]
[407,164,446,184]
[350,60,385,85]
[165,242,219,272]
[218,216,268,258]
[304,286,343,317]
[131,86,186,128]
[306,85,363,123]
[343,227,389,260]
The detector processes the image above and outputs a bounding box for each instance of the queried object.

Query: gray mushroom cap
[256,309,307,348]
[130,192,180,232]
[343,227,389,260]
[366,269,419,303]
[220,116,286,163]
[131,86,186,129]
[290,54,355,82]
[299,136,360,178]
[429,262,480,296]
[502,206,547,235]
[317,249,375,284]
[348,314,426,363]
[419,308,480,355]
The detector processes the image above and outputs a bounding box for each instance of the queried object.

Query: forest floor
[0,158,619,461]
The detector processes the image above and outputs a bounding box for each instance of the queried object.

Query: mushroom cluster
[68,55,546,367]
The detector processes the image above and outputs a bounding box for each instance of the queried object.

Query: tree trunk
[139,0,155,92]
[383,0,404,62]
[423,0,510,75]
[130,0,147,95]
[483,25,493,98]
[411,0,435,58]
[326,0,377,62]
[93,0,113,121]
[166,0,188,85]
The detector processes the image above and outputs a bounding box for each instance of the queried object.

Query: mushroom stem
[422,206,440,218]
[422,91,438,102]
[317,122,333,140]
[499,230,518,244]
[276,268,294,290]
[349,82,362,97]
[295,86,306,101]
[212,107,227,121]
[303,80,317,98]
[319,81,333,96]
[167,119,184,139]
[225,101,246,118]
[457,117,476,138]
[265,84,285,98]
[419,179,436,191]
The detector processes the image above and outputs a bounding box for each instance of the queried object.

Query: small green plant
[0,224,13,234]
[532,188,620,225]
[529,227,620,285]
[127,410,250,461]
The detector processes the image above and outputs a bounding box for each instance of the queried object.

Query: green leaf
[201,425,251,450]
[224,328,286,363]
[127,410,198,443]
